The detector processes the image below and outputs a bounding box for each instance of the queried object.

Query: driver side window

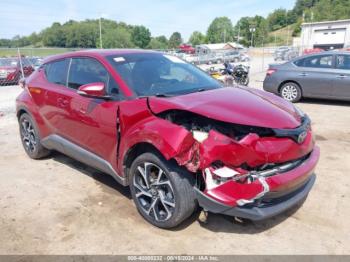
[68,57,121,96]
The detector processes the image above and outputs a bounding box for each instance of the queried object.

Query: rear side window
[302,55,333,68]
[68,57,120,96]
[294,58,304,67]
[45,59,69,86]
[336,55,350,70]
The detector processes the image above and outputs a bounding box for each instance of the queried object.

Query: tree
[42,22,67,47]
[189,31,205,46]
[206,17,234,43]
[267,8,288,31]
[168,32,182,48]
[147,36,168,49]
[103,27,134,48]
[131,25,151,48]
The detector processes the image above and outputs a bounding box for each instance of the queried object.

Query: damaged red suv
[16,50,319,228]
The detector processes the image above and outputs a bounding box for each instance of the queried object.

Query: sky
[0,0,296,41]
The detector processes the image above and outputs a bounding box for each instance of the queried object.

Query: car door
[333,54,350,99]
[61,57,123,164]
[40,58,71,135]
[294,54,335,98]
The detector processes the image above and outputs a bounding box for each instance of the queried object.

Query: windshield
[0,58,18,67]
[106,53,222,96]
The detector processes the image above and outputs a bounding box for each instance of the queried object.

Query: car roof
[289,50,350,63]
[43,49,159,64]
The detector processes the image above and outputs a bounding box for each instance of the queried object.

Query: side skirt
[41,134,127,186]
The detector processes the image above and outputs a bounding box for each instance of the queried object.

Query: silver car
[263,51,350,102]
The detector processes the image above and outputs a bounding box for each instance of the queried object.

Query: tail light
[266,69,277,76]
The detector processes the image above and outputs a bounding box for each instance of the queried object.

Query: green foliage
[234,15,268,46]
[147,36,168,49]
[267,8,288,31]
[168,32,182,48]
[206,17,234,43]
[103,27,134,48]
[131,26,151,48]
[189,31,206,46]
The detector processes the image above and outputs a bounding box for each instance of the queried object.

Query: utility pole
[99,17,103,49]
[223,28,226,43]
[237,23,241,43]
[249,27,256,47]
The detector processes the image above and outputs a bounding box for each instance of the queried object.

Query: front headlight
[192,130,209,143]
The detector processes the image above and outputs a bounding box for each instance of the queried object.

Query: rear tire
[19,113,50,159]
[129,152,196,229]
[280,82,302,103]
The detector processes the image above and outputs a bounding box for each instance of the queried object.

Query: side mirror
[77,82,110,99]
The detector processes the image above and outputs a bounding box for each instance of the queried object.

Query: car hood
[149,87,301,129]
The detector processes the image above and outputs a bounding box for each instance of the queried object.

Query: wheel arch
[123,142,166,184]
[16,107,29,119]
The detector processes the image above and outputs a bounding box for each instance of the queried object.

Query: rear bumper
[263,76,279,94]
[195,174,315,221]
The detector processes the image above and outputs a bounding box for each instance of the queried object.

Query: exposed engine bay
[157,109,315,207]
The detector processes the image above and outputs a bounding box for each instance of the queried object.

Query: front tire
[280,82,302,102]
[19,113,50,159]
[129,152,196,228]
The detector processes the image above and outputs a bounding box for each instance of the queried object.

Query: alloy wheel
[133,162,175,222]
[281,85,298,101]
[20,118,37,153]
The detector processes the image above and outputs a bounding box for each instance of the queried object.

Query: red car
[302,48,323,55]
[0,57,34,85]
[178,44,196,54]
[16,49,319,228]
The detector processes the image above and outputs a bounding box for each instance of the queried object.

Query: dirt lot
[1,62,350,254]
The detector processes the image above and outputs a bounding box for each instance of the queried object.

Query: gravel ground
[0,56,350,255]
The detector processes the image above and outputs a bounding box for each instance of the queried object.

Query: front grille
[272,116,311,143]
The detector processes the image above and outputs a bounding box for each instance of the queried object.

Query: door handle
[298,73,308,77]
[57,97,69,107]
[336,74,347,79]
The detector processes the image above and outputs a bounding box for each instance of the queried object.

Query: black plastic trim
[41,134,127,186]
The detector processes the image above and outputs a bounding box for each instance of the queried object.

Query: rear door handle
[298,73,308,77]
[336,74,347,79]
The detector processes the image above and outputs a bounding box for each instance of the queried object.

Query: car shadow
[300,98,350,107]
[47,151,305,233]
[195,199,306,234]
[50,151,131,199]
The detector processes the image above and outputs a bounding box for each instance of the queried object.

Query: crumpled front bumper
[195,146,320,221]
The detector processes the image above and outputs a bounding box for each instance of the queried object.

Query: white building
[301,19,350,50]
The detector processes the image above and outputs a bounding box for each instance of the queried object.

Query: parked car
[303,48,323,55]
[274,46,290,61]
[17,49,319,228]
[0,57,34,85]
[239,52,250,62]
[28,57,43,70]
[222,51,241,63]
[264,51,350,102]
